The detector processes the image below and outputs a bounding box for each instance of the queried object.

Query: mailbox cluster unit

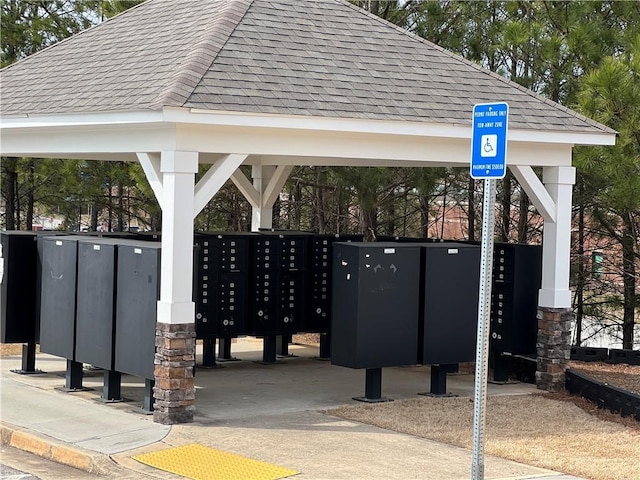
[0,231,39,344]
[38,236,160,380]
[490,243,542,356]
[194,233,253,339]
[306,234,363,332]
[330,241,481,370]
[250,232,310,335]
[193,231,362,341]
[330,242,422,369]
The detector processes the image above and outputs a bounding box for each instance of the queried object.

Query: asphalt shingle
[0,0,611,134]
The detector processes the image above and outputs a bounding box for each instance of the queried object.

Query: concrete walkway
[1,338,585,479]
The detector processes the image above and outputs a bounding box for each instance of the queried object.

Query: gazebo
[0,0,616,424]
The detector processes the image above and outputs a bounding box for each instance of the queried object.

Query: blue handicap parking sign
[470,103,509,179]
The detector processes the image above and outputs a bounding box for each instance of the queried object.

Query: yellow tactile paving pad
[133,444,298,480]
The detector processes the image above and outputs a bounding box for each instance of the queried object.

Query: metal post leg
[217,337,238,362]
[261,336,278,364]
[491,353,511,383]
[202,338,216,368]
[353,368,392,403]
[143,378,155,413]
[21,343,36,372]
[220,337,232,359]
[102,370,122,402]
[418,364,457,397]
[276,335,288,356]
[277,334,296,357]
[11,343,42,375]
[365,368,382,399]
[318,332,331,359]
[430,364,448,395]
[65,360,84,391]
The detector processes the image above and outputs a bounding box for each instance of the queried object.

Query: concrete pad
[1,361,170,454]
[158,410,558,480]
[1,341,585,479]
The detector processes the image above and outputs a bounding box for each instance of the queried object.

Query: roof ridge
[0,0,149,72]
[153,0,254,109]
[336,0,615,135]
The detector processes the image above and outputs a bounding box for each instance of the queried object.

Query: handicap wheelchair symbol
[480,135,497,158]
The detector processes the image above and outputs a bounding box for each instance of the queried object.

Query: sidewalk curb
[1,421,111,475]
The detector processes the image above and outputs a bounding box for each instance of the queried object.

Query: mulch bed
[569,360,640,395]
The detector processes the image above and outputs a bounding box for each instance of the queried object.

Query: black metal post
[276,335,288,356]
[491,353,511,383]
[102,370,122,402]
[430,364,448,395]
[143,378,154,413]
[21,342,37,372]
[201,338,216,368]
[65,360,83,391]
[277,334,296,357]
[365,367,382,399]
[353,367,392,403]
[318,332,331,359]
[261,335,278,364]
[217,337,238,362]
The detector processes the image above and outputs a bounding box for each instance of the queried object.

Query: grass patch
[328,393,640,480]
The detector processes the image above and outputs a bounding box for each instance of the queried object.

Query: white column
[251,165,276,231]
[157,151,199,324]
[538,166,576,309]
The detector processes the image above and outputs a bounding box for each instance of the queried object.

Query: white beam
[262,165,293,208]
[538,166,576,309]
[177,123,576,167]
[193,154,248,218]
[157,150,198,325]
[509,165,556,223]
[251,165,276,231]
[230,169,260,208]
[137,152,164,210]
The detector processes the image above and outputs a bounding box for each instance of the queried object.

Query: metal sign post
[471,178,496,480]
[470,102,508,480]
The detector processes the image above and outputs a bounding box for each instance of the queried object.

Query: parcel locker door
[0,232,38,344]
[420,243,480,365]
[39,237,78,359]
[75,241,116,369]
[115,244,160,379]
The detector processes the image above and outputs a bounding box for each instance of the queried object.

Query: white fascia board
[0,122,178,158]
[508,129,615,146]
[176,122,574,167]
[0,109,163,128]
[176,107,616,146]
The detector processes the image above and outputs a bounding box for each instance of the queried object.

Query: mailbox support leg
[431,364,448,395]
[217,337,238,362]
[201,338,217,368]
[490,353,512,383]
[354,368,392,403]
[318,331,331,360]
[11,342,42,375]
[277,334,296,357]
[419,364,457,397]
[259,335,280,364]
[143,379,155,413]
[64,360,84,391]
[102,370,122,402]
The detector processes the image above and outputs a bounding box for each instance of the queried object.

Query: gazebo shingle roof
[0,0,613,134]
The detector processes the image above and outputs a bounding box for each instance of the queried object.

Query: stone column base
[153,323,196,424]
[536,307,572,392]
